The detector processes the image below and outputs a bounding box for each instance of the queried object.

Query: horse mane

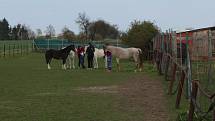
[61,45,75,53]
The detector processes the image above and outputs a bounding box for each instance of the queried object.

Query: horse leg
[116,58,120,71]
[47,59,52,70]
[138,50,143,72]
[133,55,139,72]
[139,63,143,72]
[62,59,66,70]
[72,56,75,69]
[45,53,51,69]
[104,56,107,69]
[48,63,51,70]
[94,57,98,69]
[68,56,72,69]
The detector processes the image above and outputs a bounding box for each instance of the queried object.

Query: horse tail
[138,49,143,69]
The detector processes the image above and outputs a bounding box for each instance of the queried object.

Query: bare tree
[36,29,42,37]
[45,24,55,38]
[76,12,90,40]
[25,26,35,39]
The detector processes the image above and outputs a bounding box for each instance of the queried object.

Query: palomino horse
[103,45,143,72]
[45,44,76,70]
[84,46,107,69]
[94,48,107,69]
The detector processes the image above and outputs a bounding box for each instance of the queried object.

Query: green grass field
[2,52,213,120]
[0,53,149,121]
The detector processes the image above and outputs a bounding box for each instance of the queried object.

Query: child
[105,50,112,72]
[77,46,85,68]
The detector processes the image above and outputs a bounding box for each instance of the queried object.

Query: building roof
[176,26,215,33]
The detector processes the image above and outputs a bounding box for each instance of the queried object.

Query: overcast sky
[0,0,215,34]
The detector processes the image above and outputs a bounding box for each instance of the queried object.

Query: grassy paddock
[0,53,149,121]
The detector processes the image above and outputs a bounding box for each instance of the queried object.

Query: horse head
[103,43,110,52]
[66,44,76,52]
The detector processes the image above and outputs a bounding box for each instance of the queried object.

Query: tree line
[0,13,120,41]
[0,18,35,40]
[0,12,159,53]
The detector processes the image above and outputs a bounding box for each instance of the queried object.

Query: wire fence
[33,39,129,52]
[153,28,215,121]
[0,40,33,58]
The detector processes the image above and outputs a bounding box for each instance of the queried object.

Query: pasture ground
[0,53,171,121]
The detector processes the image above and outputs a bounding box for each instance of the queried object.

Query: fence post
[188,80,198,121]
[17,44,18,55]
[9,44,11,56]
[48,39,50,50]
[176,70,185,108]
[13,44,15,57]
[3,44,5,57]
[32,40,34,52]
[168,63,177,94]
[165,55,170,81]
[27,44,29,54]
[213,98,215,121]
[21,44,22,55]
[0,44,1,58]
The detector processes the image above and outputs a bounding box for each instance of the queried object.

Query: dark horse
[45,44,76,70]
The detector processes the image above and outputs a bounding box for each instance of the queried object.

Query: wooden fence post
[26,44,28,54]
[176,70,185,108]
[17,44,18,55]
[0,45,1,58]
[213,98,215,121]
[3,44,5,57]
[159,52,163,75]
[165,55,170,81]
[9,44,10,56]
[188,80,198,121]
[21,44,22,55]
[168,63,177,94]
[13,44,15,56]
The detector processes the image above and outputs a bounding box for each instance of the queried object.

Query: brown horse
[103,45,143,72]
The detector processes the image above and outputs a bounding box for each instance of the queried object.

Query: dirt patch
[74,75,170,121]
[118,75,170,121]
[74,86,119,94]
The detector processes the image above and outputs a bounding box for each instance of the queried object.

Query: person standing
[77,45,85,68]
[77,46,81,68]
[86,42,95,69]
[105,50,112,72]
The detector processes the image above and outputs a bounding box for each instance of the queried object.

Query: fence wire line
[153,29,215,120]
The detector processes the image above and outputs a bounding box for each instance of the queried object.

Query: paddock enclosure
[33,39,128,51]
[0,40,33,57]
[1,27,215,121]
[153,26,215,121]
[0,51,172,121]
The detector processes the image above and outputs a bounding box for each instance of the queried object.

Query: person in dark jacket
[86,42,95,69]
